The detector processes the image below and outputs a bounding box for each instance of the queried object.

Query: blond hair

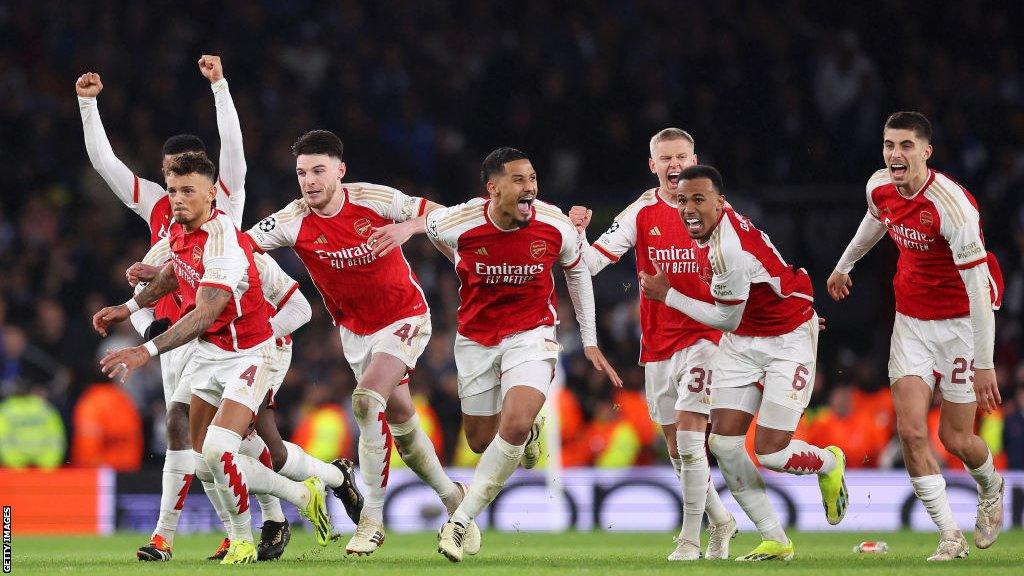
[649,128,695,157]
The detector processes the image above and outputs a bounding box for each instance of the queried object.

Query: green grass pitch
[11,529,1024,575]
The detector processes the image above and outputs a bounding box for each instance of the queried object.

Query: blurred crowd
[1,1,1023,471]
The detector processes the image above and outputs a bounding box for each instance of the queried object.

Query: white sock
[677,430,709,544]
[152,449,195,545]
[233,452,310,509]
[704,476,731,525]
[352,388,391,522]
[911,475,958,532]
[202,426,253,542]
[239,433,286,523]
[390,413,460,509]
[756,440,836,475]
[670,456,682,476]
[194,450,232,535]
[451,435,525,526]
[277,441,345,487]
[709,434,787,544]
[968,452,1002,495]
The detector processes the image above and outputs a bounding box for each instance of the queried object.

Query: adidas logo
[314,234,328,244]
[475,247,489,256]
[650,226,662,236]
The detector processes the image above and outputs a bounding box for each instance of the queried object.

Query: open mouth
[683,215,702,235]
[667,170,682,188]
[517,196,534,217]
[889,163,908,179]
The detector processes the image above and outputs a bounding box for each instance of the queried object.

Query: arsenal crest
[354,218,372,237]
[529,240,547,260]
[192,245,203,264]
[919,211,934,227]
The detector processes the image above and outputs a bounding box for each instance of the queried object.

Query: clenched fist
[75,72,103,97]
[198,55,223,83]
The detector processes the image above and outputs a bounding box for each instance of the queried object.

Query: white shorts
[455,325,560,416]
[267,340,293,409]
[184,339,282,413]
[340,314,431,384]
[163,342,196,406]
[643,340,716,425]
[711,314,818,427]
[889,312,976,404]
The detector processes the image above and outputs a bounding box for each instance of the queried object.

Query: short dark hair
[884,111,932,141]
[679,165,724,194]
[292,129,344,160]
[480,147,530,185]
[164,151,216,181]
[162,134,206,156]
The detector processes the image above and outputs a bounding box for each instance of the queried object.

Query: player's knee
[352,388,385,421]
[707,433,740,459]
[467,433,491,454]
[165,403,191,447]
[937,428,970,459]
[896,420,929,448]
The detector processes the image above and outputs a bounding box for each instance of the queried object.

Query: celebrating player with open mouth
[568,128,736,561]
[246,129,480,556]
[426,147,622,563]
[641,165,848,562]
[93,153,334,564]
[827,111,1005,561]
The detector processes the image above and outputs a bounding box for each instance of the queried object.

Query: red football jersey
[246,183,429,335]
[866,168,1002,320]
[703,207,814,337]
[590,188,721,362]
[426,198,582,347]
[168,210,272,351]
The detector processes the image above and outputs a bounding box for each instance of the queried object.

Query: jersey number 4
[239,365,258,387]
[394,323,421,346]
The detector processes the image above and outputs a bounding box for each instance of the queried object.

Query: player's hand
[75,72,103,97]
[126,262,161,286]
[367,222,413,258]
[100,346,152,384]
[198,55,223,83]
[584,346,623,387]
[973,368,1001,413]
[827,271,852,301]
[92,304,131,337]
[638,262,670,302]
[568,205,592,234]
[818,315,826,332]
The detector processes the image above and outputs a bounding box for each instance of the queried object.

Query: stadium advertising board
[109,468,1023,534]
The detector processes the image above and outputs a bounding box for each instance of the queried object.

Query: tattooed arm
[100,286,231,383]
[150,286,231,354]
[93,263,178,337]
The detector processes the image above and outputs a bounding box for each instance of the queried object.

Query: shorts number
[951,358,975,385]
[393,323,421,346]
[239,365,257,387]
[792,365,809,390]
[688,367,712,394]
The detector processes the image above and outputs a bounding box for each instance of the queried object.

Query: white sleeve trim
[665,288,744,332]
[835,211,888,274]
[270,288,312,338]
[959,263,995,369]
[563,260,598,347]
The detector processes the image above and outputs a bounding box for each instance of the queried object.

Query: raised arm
[77,72,164,219]
[200,55,247,224]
